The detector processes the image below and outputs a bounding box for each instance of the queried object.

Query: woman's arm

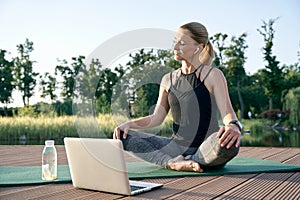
[205,68,241,148]
[210,68,237,123]
[113,73,170,139]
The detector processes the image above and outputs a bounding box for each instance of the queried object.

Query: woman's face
[173,28,199,61]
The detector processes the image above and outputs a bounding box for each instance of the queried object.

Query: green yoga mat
[1,157,300,186]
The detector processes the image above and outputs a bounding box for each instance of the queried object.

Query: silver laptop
[64,137,163,195]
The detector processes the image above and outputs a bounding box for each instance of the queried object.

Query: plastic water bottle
[42,140,57,180]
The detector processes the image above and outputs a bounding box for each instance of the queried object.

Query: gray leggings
[120,130,239,170]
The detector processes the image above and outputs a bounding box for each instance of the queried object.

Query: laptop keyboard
[130,185,146,192]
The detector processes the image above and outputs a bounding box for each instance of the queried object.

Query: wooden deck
[0,145,299,200]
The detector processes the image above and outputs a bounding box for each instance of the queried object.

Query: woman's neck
[181,60,202,74]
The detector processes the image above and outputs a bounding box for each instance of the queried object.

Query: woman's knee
[202,132,239,158]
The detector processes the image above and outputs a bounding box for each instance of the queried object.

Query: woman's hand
[113,123,130,140]
[216,124,241,149]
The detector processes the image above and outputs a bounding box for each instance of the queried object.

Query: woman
[113,22,242,172]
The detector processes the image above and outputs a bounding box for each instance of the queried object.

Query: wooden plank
[286,154,300,166]
[264,172,300,200]
[215,172,295,200]
[0,184,73,200]
[265,148,300,164]
[238,147,287,159]
[0,145,68,166]
[29,186,123,200]
[122,176,218,200]
[168,174,257,200]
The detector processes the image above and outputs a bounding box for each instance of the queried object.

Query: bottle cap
[45,140,55,146]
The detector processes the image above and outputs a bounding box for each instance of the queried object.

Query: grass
[241,118,270,134]
[0,114,174,143]
[0,116,78,141]
[3,115,295,147]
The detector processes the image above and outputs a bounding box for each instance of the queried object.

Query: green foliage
[96,65,120,103]
[75,58,102,101]
[14,39,39,106]
[224,33,248,118]
[0,114,173,143]
[55,56,83,99]
[242,81,268,115]
[242,119,266,134]
[0,50,15,105]
[96,94,111,114]
[211,33,248,118]
[2,27,299,122]
[40,72,57,101]
[135,88,148,117]
[223,33,248,86]
[0,116,78,142]
[282,63,300,90]
[124,49,176,116]
[51,100,73,116]
[18,105,38,117]
[210,33,228,69]
[257,18,283,109]
[1,115,298,146]
[35,102,57,117]
[111,87,130,117]
[283,87,300,126]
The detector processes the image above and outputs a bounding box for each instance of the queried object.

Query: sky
[1,0,299,107]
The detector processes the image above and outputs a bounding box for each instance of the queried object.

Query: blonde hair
[180,22,215,66]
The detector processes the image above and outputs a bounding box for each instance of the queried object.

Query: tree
[257,18,283,110]
[14,39,39,106]
[283,87,300,126]
[223,33,248,118]
[282,63,300,91]
[210,33,228,69]
[54,56,84,115]
[74,58,122,115]
[74,58,102,104]
[135,88,148,117]
[55,56,84,100]
[248,70,269,114]
[40,72,57,102]
[96,93,110,114]
[0,50,15,112]
[125,49,175,113]
[156,49,180,70]
[282,42,300,91]
[281,43,300,125]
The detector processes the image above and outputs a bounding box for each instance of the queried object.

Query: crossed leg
[120,131,238,172]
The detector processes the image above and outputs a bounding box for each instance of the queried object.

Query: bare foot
[167,156,203,172]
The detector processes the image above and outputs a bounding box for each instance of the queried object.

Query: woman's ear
[193,44,204,55]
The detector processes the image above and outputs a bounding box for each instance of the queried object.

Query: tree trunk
[4,106,7,116]
[237,81,244,119]
[22,94,26,106]
[269,97,273,110]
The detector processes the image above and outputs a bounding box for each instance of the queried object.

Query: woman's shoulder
[200,66,226,92]
[162,69,180,81]
[202,65,224,79]
[161,69,180,89]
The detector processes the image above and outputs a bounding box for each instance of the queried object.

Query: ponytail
[199,40,214,66]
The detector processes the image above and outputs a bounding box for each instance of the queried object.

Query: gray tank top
[168,65,219,151]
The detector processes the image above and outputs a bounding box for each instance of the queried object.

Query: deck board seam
[165,176,224,199]
[213,174,261,200]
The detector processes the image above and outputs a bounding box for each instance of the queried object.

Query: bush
[261,109,281,121]
[18,106,38,117]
